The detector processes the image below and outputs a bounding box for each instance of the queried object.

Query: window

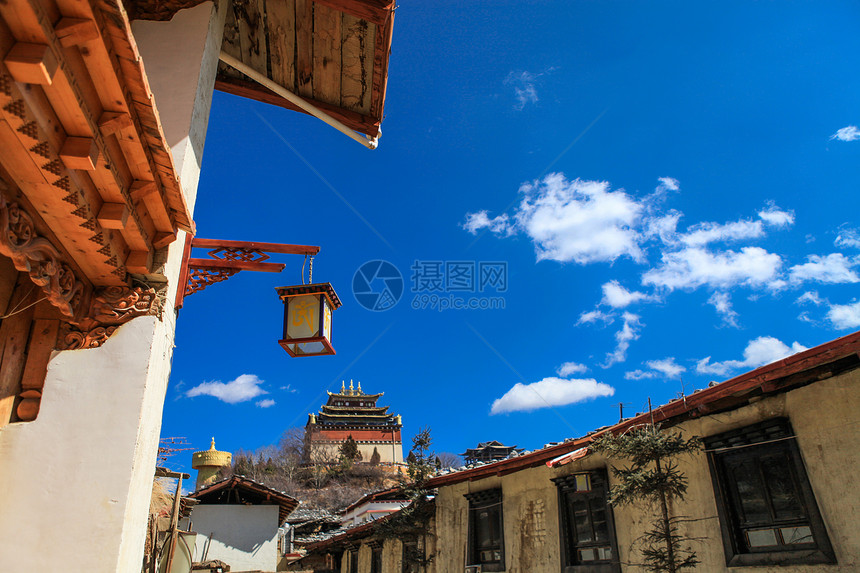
[401,540,420,573]
[552,471,620,573]
[370,544,383,573]
[348,549,358,573]
[705,418,836,567]
[465,488,505,571]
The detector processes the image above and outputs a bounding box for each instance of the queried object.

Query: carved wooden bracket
[176,238,320,309]
[57,286,162,350]
[0,189,87,319]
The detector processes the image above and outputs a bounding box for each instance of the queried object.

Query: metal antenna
[611,402,632,422]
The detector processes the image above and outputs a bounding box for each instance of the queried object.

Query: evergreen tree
[591,409,702,573]
[370,447,381,465]
[338,435,361,471]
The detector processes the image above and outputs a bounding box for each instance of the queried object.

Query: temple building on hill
[461,440,523,465]
[305,381,403,465]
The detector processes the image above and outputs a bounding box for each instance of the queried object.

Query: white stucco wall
[132,0,227,210]
[192,505,280,572]
[341,500,410,527]
[0,3,225,572]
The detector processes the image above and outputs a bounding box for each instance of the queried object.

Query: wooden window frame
[464,488,505,572]
[348,548,359,573]
[552,470,621,573]
[370,543,383,573]
[705,418,836,567]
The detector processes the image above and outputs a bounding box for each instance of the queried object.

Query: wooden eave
[427,330,860,488]
[214,0,395,138]
[190,475,300,524]
[0,0,192,290]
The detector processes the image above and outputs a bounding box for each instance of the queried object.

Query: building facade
[293,332,860,573]
[427,331,860,573]
[306,381,404,465]
[0,0,396,569]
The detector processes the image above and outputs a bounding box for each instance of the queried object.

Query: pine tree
[339,435,360,471]
[370,446,381,465]
[591,406,702,573]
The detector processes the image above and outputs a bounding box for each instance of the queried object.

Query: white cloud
[462,210,513,236]
[645,357,686,378]
[708,291,739,327]
[626,358,685,380]
[490,377,614,414]
[186,374,268,404]
[788,253,860,284]
[279,384,298,393]
[796,291,824,306]
[679,219,764,247]
[557,362,588,376]
[603,312,642,367]
[831,126,860,142]
[642,246,782,291]
[516,174,645,264]
[577,309,614,325]
[601,280,652,308]
[696,336,807,377]
[505,71,540,110]
[657,177,680,192]
[644,212,682,244]
[835,226,860,249]
[625,369,656,380]
[758,204,795,227]
[827,300,860,330]
[256,399,276,408]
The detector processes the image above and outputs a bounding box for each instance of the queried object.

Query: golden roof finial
[349,379,354,395]
[210,437,216,450]
[341,380,346,394]
[357,381,362,394]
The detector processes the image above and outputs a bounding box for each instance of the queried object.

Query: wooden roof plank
[266,0,295,92]
[236,0,268,77]
[294,0,313,98]
[369,9,392,124]
[311,2,340,105]
[311,0,393,26]
[340,13,372,114]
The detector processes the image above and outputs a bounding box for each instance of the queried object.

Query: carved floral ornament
[0,182,162,350]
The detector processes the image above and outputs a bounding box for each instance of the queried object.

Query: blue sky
[159,1,860,474]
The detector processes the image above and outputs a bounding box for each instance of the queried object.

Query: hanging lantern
[276,282,342,357]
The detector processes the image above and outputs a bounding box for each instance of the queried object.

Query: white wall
[341,500,410,527]
[192,505,280,571]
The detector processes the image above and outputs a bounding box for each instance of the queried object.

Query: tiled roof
[428,330,860,488]
[188,474,299,524]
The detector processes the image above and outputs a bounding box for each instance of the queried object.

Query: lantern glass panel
[286,294,322,339]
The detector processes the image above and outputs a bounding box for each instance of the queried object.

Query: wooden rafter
[0,0,192,285]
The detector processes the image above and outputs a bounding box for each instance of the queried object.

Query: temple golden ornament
[191,437,232,491]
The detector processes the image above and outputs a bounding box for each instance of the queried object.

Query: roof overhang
[0,0,193,322]
[214,0,395,138]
